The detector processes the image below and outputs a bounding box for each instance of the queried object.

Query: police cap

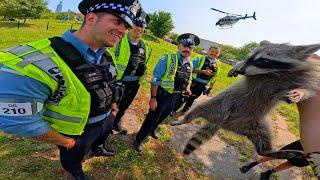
[133,9,150,28]
[177,33,200,47]
[78,0,141,27]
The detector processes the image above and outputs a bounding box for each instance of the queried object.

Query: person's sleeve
[0,69,51,137]
[151,55,167,86]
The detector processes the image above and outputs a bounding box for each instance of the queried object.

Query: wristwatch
[151,95,157,99]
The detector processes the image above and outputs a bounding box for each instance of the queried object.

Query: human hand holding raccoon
[285,89,312,103]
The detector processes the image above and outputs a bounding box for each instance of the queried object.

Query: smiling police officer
[0,0,141,179]
[134,33,200,153]
[110,9,151,135]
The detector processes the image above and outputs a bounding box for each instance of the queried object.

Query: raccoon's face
[228,41,320,77]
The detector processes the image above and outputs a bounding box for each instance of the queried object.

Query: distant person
[133,33,200,153]
[110,9,151,135]
[240,140,309,180]
[0,0,141,179]
[175,46,220,115]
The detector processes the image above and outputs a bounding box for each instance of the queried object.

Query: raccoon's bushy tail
[171,104,207,126]
[183,123,220,155]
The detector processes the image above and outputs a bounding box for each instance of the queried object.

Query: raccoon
[171,41,320,157]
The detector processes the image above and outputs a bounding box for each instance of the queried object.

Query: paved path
[169,95,304,179]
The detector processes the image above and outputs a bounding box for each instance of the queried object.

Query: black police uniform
[113,10,151,134]
[135,54,192,146]
[50,37,118,178]
[56,0,141,179]
[114,40,149,129]
[134,33,200,152]
[182,56,218,112]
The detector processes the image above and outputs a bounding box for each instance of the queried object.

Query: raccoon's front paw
[170,119,186,126]
[285,89,305,103]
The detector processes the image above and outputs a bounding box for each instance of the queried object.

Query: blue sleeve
[0,67,51,137]
[192,57,200,70]
[151,55,167,86]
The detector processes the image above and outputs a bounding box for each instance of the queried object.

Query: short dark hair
[80,12,109,29]
[209,46,220,50]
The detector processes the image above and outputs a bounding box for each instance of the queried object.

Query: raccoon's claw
[170,120,186,126]
[263,150,305,159]
[227,68,239,77]
[285,89,304,103]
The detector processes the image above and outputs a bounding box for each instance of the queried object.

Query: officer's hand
[65,137,76,149]
[201,69,213,76]
[185,89,192,96]
[111,108,119,117]
[206,87,212,96]
[149,98,157,111]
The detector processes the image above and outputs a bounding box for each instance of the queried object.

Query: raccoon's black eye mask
[247,58,294,69]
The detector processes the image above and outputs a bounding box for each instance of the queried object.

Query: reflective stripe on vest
[1,45,36,56]
[17,52,55,67]
[160,53,178,93]
[43,110,81,123]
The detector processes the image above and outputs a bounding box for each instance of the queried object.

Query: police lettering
[8,104,17,107]
[2,108,26,115]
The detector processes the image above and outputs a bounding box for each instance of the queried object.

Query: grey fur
[172,41,320,156]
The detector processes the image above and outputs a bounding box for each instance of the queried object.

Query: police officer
[179,46,220,113]
[0,0,141,179]
[111,9,151,134]
[134,33,200,152]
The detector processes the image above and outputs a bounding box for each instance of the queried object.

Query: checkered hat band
[133,18,146,25]
[180,39,195,46]
[87,3,134,19]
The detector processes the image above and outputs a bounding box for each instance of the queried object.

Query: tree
[237,42,259,60]
[148,11,174,38]
[0,0,48,23]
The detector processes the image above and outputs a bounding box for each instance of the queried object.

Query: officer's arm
[0,70,76,148]
[33,129,75,148]
[149,56,167,110]
[150,55,167,96]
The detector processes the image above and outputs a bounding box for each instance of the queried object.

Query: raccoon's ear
[260,40,271,46]
[295,44,320,60]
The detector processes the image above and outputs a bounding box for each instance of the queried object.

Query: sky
[48,0,320,48]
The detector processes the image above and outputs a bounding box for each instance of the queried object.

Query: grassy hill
[0,20,300,179]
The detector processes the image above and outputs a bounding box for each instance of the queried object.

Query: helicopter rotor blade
[210,8,230,15]
[253,12,257,20]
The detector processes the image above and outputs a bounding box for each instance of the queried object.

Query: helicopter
[211,8,256,28]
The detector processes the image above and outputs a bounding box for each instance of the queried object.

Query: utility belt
[85,117,108,129]
[122,80,140,87]
[157,87,174,97]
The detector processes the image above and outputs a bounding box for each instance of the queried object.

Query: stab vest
[49,37,117,117]
[161,53,192,93]
[195,56,219,83]
[112,34,150,80]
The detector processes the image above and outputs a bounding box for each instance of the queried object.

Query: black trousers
[182,80,207,112]
[136,88,180,144]
[114,81,140,125]
[57,114,114,177]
